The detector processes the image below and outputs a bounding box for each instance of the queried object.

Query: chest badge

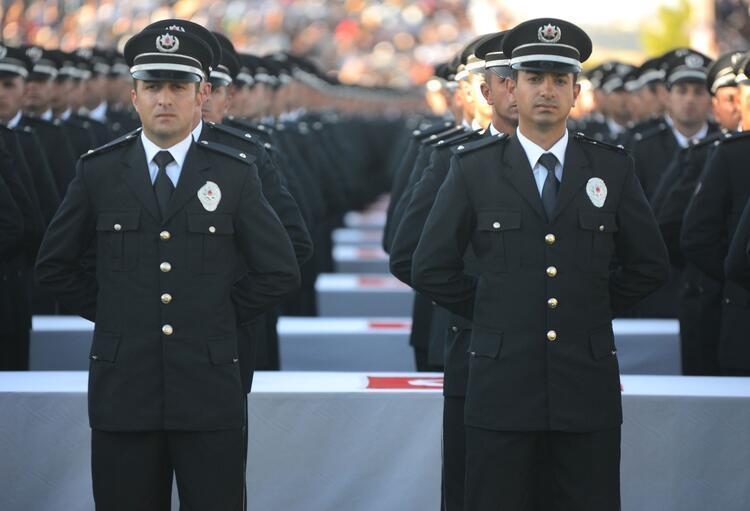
[197,181,221,212]
[586,177,607,208]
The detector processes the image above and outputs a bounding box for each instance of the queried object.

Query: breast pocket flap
[476,210,521,232]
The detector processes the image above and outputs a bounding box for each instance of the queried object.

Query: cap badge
[0,46,7,60]
[197,181,221,212]
[586,177,608,208]
[538,24,561,44]
[165,25,186,32]
[26,47,43,63]
[156,33,180,53]
[685,54,704,68]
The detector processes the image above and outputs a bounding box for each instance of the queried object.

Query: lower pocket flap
[590,326,616,360]
[90,332,121,362]
[208,337,239,365]
[468,327,503,358]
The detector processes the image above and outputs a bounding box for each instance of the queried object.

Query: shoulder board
[424,125,464,145]
[716,129,750,145]
[435,128,483,148]
[196,140,256,165]
[224,117,274,137]
[21,116,54,128]
[207,121,258,144]
[413,120,455,140]
[687,129,731,150]
[81,128,141,159]
[634,122,668,142]
[451,133,508,155]
[573,132,628,153]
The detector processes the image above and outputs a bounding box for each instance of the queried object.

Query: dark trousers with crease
[464,426,621,511]
[92,428,246,511]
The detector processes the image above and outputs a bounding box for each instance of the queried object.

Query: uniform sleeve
[34,160,98,320]
[725,198,750,290]
[609,161,670,315]
[411,156,477,319]
[390,149,448,285]
[680,147,730,281]
[256,148,313,266]
[231,164,301,324]
[0,172,23,258]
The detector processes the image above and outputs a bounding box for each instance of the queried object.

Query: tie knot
[153,150,174,170]
[538,153,558,174]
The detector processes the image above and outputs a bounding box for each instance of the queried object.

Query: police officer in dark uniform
[681,54,750,377]
[35,26,300,509]
[412,18,669,510]
[390,30,519,511]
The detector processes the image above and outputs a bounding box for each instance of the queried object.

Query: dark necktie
[539,152,559,221]
[153,150,175,220]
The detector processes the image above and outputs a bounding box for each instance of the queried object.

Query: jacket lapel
[162,141,210,223]
[122,138,161,223]
[501,136,546,222]
[549,138,592,223]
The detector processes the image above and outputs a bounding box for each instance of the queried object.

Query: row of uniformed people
[0,25,414,371]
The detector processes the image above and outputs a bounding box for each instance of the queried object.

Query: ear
[480,81,493,105]
[130,87,138,112]
[506,76,517,96]
[572,82,581,106]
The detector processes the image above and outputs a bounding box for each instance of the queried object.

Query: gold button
[208,226,216,234]
[545,234,556,245]
[547,298,558,309]
[161,293,172,304]
[546,266,557,277]
[162,324,174,336]
[598,225,605,232]
[113,223,122,231]
[159,231,171,241]
[160,262,172,273]
[492,222,501,229]
[547,330,557,341]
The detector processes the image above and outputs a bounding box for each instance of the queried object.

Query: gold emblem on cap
[685,54,704,69]
[538,24,561,44]
[156,33,180,53]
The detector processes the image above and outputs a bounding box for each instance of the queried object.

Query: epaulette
[196,140,256,165]
[224,116,274,137]
[81,128,140,159]
[573,132,628,153]
[715,129,750,145]
[423,125,464,145]
[451,132,508,155]
[632,121,668,142]
[434,128,482,148]
[688,129,731,150]
[207,121,258,144]
[412,120,455,140]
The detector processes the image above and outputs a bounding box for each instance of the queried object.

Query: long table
[1,372,748,511]
[30,317,680,374]
[316,274,414,316]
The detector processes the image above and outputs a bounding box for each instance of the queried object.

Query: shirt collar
[6,111,22,129]
[191,119,204,142]
[489,123,502,136]
[41,109,53,121]
[515,127,568,170]
[89,101,108,122]
[141,131,193,170]
[665,114,709,148]
[59,108,72,121]
[606,118,625,135]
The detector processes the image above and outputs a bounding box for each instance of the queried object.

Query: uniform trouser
[442,397,465,511]
[464,426,621,511]
[92,428,246,511]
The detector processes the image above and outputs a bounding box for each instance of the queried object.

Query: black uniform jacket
[35,134,300,431]
[682,132,750,370]
[725,197,750,290]
[412,133,669,432]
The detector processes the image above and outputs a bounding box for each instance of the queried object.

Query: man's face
[132,79,202,145]
[606,90,631,124]
[480,71,518,130]
[0,75,25,122]
[508,70,579,130]
[229,84,251,117]
[24,78,52,113]
[637,84,664,118]
[712,86,740,131]
[68,79,86,110]
[84,75,107,108]
[202,83,232,123]
[49,78,72,112]
[667,81,710,128]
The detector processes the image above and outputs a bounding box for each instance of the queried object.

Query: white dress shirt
[140,131,193,187]
[6,111,22,129]
[88,102,108,123]
[515,127,567,197]
[191,119,204,142]
[664,114,708,148]
[489,124,502,136]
